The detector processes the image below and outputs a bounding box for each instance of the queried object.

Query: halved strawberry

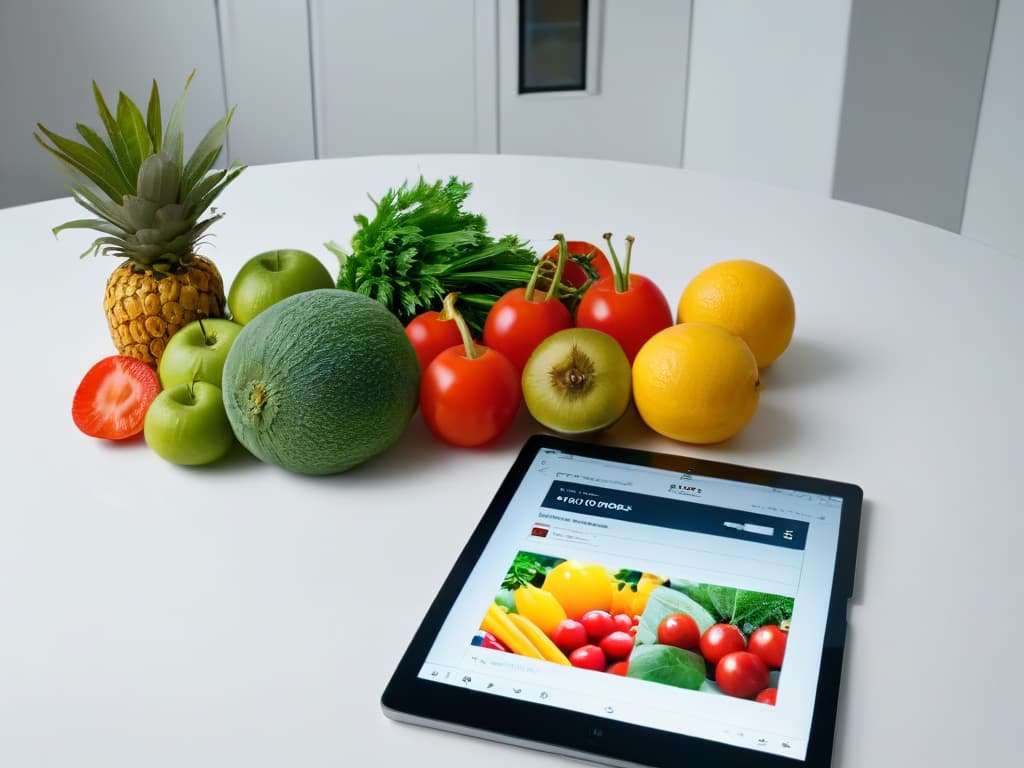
[72,356,161,440]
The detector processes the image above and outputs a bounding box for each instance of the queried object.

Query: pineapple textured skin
[34,71,245,366]
[105,256,225,366]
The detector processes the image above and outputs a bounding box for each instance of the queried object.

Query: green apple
[144,381,235,465]
[158,318,243,389]
[522,328,632,434]
[228,249,334,324]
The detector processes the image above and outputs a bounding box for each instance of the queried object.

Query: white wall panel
[0,0,226,208]
[832,0,996,233]
[962,1,1024,257]
[497,0,691,167]
[683,1,851,196]
[310,0,481,158]
[215,0,316,165]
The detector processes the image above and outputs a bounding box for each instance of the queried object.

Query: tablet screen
[413,442,853,762]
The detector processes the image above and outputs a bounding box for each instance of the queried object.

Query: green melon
[222,288,419,475]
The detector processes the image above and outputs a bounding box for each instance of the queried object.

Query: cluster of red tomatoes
[660,617,788,703]
[550,609,641,675]
[404,236,675,447]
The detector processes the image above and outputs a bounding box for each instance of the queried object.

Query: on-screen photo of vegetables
[474,552,794,702]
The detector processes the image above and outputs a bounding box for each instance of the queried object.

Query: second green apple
[228,249,334,324]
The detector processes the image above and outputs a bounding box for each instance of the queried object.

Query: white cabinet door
[683,0,851,196]
[961,0,1024,257]
[0,0,226,208]
[215,0,316,166]
[309,0,484,158]
[496,0,691,167]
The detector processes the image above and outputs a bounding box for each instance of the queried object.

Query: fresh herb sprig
[328,176,548,330]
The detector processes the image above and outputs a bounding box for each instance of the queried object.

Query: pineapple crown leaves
[34,71,246,267]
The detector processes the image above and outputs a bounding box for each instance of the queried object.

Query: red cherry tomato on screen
[72,355,161,440]
[575,234,673,362]
[405,310,463,372]
[700,623,747,665]
[569,644,607,671]
[420,295,521,447]
[580,610,616,641]
[657,613,700,650]
[716,651,769,699]
[599,630,635,661]
[541,239,613,288]
[756,687,778,705]
[612,613,634,633]
[552,619,589,653]
[607,660,630,676]
[748,624,788,669]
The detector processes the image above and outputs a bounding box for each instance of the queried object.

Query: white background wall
[1,0,1020,259]
[0,0,225,209]
[497,0,691,167]
[962,0,1024,256]
[682,1,852,197]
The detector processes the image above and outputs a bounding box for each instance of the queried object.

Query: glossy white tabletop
[1,155,1020,767]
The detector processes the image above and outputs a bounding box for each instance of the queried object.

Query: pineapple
[35,71,245,365]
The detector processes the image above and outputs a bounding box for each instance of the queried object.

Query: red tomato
[575,274,673,363]
[72,355,161,440]
[405,311,463,372]
[482,287,572,372]
[748,625,788,669]
[419,344,520,447]
[541,240,613,288]
[612,613,634,633]
[755,687,778,706]
[568,644,607,671]
[700,623,747,665]
[552,619,589,653]
[599,630,635,660]
[574,235,673,363]
[657,613,700,650]
[580,610,616,641]
[715,651,769,699]
[606,660,630,676]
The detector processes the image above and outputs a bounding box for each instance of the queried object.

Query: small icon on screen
[530,524,550,538]
[724,522,774,536]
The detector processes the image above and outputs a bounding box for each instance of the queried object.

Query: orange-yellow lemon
[632,323,760,444]
[677,260,795,367]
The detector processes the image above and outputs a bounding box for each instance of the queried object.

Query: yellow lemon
[677,260,795,367]
[632,323,760,444]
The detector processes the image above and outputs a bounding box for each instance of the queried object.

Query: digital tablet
[382,435,862,767]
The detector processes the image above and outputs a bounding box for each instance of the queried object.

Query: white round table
[1,155,1020,767]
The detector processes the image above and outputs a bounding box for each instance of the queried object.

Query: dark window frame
[518,0,589,94]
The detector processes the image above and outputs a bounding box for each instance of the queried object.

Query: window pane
[519,0,588,93]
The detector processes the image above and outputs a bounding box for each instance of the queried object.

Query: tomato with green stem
[72,355,161,440]
[574,233,674,363]
[483,234,574,372]
[421,293,521,447]
[541,239,613,288]
[405,310,464,372]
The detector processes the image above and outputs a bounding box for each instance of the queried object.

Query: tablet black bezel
[382,434,863,768]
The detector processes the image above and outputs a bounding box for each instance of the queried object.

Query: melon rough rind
[222,288,420,475]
